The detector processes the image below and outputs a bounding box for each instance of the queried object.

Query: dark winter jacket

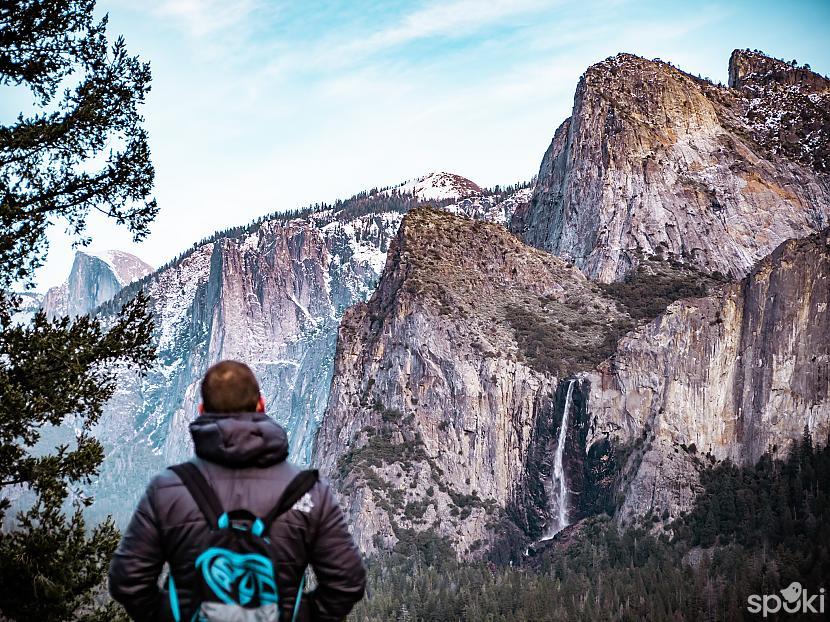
[108,412,366,621]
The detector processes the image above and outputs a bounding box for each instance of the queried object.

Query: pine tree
[396,603,411,622]
[0,0,157,284]
[0,2,156,619]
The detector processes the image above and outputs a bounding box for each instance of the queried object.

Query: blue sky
[10,0,830,289]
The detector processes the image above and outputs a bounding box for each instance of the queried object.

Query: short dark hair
[201,360,261,413]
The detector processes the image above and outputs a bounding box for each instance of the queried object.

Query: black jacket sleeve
[306,481,367,621]
[108,478,168,621]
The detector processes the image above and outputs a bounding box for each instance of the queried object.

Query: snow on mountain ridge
[91,199,411,524]
[445,187,533,226]
[385,171,483,201]
[84,250,154,286]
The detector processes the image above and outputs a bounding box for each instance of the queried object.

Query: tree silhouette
[0,2,156,619]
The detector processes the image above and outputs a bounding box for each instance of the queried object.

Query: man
[109,360,366,621]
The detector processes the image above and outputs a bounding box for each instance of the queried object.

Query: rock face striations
[93,197,411,524]
[315,219,829,557]
[512,51,830,282]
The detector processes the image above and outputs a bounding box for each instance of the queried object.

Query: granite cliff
[315,208,642,554]
[314,217,829,557]
[582,228,830,529]
[56,49,828,561]
[512,50,830,282]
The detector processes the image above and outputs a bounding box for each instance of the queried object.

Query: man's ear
[198,403,204,415]
[256,395,266,413]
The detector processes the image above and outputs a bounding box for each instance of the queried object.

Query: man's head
[200,360,264,414]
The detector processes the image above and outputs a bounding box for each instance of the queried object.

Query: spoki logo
[747,582,825,617]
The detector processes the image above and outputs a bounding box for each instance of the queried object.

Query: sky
[6,0,830,290]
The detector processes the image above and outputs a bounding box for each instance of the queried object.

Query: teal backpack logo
[196,548,277,606]
[167,463,318,622]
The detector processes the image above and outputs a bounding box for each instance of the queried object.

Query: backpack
[167,462,319,622]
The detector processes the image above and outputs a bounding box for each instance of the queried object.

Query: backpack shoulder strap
[169,462,224,528]
[264,469,319,527]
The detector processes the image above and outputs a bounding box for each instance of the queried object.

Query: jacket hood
[190,412,289,468]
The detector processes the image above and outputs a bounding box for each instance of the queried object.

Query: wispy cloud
[361,0,552,50]
[261,0,553,80]
[151,0,263,37]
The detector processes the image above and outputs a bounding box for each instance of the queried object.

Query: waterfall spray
[543,379,576,539]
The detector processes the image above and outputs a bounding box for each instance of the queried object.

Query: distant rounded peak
[392,172,482,201]
[74,249,153,285]
[728,48,828,92]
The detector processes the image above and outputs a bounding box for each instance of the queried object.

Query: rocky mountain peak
[513,49,830,282]
[577,52,722,138]
[584,52,674,83]
[728,48,830,93]
[582,52,707,90]
[42,249,152,318]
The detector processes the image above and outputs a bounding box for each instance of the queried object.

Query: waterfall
[542,379,576,540]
